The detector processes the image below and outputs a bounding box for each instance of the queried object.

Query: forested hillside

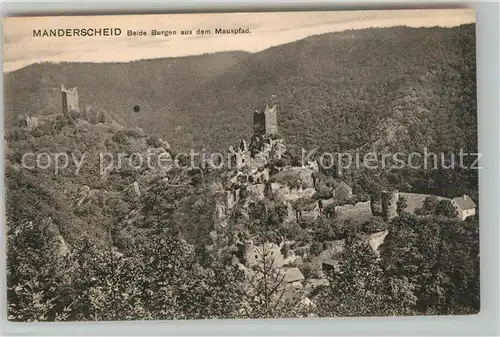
[5,24,476,155]
[5,23,479,322]
[5,119,480,321]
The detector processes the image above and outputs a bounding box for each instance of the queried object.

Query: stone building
[229,140,249,170]
[282,267,305,289]
[243,240,285,268]
[381,190,399,221]
[451,194,476,221]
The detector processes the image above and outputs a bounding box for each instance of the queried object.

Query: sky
[3,9,475,73]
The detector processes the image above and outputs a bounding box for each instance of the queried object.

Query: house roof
[322,258,337,267]
[283,267,305,283]
[452,195,477,210]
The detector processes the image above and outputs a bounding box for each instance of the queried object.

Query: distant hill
[4,24,476,154]
[4,51,250,144]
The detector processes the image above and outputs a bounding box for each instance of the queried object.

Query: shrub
[397,195,408,215]
[309,241,323,257]
[435,199,458,218]
[315,187,333,200]
[124,128,143,138]
[112,131,128,144]
[70,110,79,120]
[146,136,163,148]
[362,216,388,233]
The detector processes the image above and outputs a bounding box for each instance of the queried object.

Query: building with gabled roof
[451,194,477,221]
[283,267,305,284]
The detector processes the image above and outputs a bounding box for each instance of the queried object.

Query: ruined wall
[227,189,239,209]
[237,140,249,168]
[235,148,248,169]
[229,140,251,170]
[264,104,278,135]
[243,241,284,268]
[17,115,39,130]
[271,138,286,159]
[26,116,39,130]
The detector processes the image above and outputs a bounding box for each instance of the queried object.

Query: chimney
[463,195,467,200]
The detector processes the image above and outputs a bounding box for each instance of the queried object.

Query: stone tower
[253,104,278,136]
[253,109,266,136]
[381,190,399,221]
[61,85,80,118]
[264,104,278,135]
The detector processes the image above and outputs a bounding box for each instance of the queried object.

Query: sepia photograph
[3,9,479,322]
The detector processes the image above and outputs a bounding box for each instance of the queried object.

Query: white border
[1,1,498,336]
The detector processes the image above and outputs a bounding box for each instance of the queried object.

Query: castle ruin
[253,104,278,136]
[61,85,80,118]
[227,104,285,171]
[17,115,39,130]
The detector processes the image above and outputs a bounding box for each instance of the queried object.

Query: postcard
[3,9,478,321]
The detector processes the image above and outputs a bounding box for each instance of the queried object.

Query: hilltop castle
[224,104,286,171]
[214,103,405,233]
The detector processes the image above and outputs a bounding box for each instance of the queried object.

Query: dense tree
[7,219,73,322]
[313,216,361,242]
[241,243,305,318]
[396,195,408,215]
[381,213,479,314]
[362,216,388,234]
[316,237,417,317]
[246,200,288,244]
[416,195,440,215]
[435,199,458,218]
